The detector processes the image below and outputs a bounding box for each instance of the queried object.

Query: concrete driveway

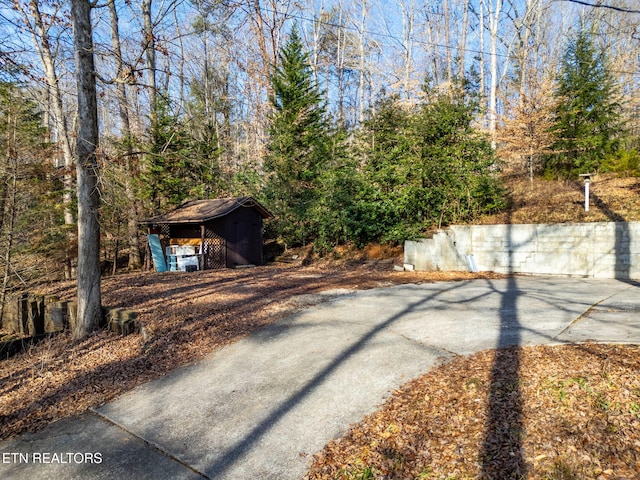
[1,276,639,480]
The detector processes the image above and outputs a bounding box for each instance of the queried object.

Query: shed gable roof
[142,197,273,225]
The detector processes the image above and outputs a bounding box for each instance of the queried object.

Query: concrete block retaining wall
[404,221,640,279]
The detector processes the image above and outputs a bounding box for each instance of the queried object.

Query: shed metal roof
[141,197,273,225]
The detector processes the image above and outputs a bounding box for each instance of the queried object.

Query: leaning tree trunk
[71,0,102,339]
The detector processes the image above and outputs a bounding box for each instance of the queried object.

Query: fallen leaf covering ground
[479,174,640,225]
[0,263,494,441]
[2,264,639,480]
[306,344,640,480]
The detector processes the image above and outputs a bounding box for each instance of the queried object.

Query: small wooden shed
[142,197,273,270]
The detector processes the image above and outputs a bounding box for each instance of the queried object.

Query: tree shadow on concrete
[571,180,632,281]
[201,281,470,479]
[1,266,434,441]
[480,221,528,478]
[595,197,631,281]
[480,180,639,478]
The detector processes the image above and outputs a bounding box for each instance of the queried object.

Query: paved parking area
[1,276,639,480]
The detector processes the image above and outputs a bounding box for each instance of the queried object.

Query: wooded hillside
[0,0,639,299]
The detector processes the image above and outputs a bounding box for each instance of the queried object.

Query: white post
[580,174,592,212]
[584,178,590,212]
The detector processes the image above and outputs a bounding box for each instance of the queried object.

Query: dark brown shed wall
[149,199,270,270]
[224,207,264,267]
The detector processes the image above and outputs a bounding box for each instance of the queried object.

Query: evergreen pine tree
[0,82,62,284]
[265,24,330,246]
[352,86,504,245]
[141,95,222,210]
[550,26,622,175]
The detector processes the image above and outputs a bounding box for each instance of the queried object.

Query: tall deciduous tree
[265,25,331,247]
[487,0,503,147]
[71,0,101,339]
[0,82,48,318]
[108,0,142,270]
[13,0,77,278]
[141,0,158,134]
[550,26,622,175]
[498,73,558,180]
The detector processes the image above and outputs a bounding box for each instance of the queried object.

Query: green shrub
[601,149,640,175]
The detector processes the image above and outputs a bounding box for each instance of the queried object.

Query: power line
[260,6,513,60]
[557,0,640,14]
[260,5,640,77]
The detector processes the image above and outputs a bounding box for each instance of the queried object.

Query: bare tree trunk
[252,0,272,87]
[398,0,415,101]
[266,0,290,69]
[174,7,186,115]
[142,0,158,134]
[108,1,131,138]
[514,0,544,104]
[516,0,533,104]
[443,0,453,84]
[71,0,102,339]
[488,0,503,148]
[309,0,322,86]
[479,0,486,105]
[336,1,346,125]
[108,0,142,270]
[18,0,77,278]
[357,0,369,125]
[458,0,470,81]
[0,167,18,320]
[424,9,440,86]
[0,111,19,321]
[202,17,211,120]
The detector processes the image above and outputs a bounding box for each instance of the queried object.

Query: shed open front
[141,197,273,271]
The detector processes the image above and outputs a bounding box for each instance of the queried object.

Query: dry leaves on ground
[306,344,640,480]
[3,264,639,480]
[478,175,640,225]
[0,263,493,441]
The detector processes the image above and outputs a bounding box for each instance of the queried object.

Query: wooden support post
[103,307,139,335]
[68,302,78,332]
[200,224,206,270]
[27,294,45,336]
[45,301,69,333]
[18,294,28,334]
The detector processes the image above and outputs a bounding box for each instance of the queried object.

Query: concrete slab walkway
[1,276,639,479]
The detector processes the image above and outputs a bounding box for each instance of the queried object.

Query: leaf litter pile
[1,264,639,479]
[306,344,640,480]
